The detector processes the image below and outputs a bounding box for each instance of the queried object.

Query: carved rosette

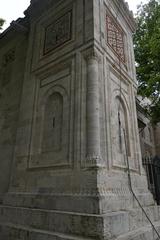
[84,49,103,168]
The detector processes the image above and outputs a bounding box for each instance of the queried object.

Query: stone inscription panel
[44,11,72,55]
[106,14,125,63]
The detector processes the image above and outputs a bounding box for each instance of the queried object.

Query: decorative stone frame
[43,10,72,55]
[31,2,76,70]
[104,7,128,65]
[28,65,73,170]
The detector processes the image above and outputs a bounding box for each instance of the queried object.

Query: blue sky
[0,0,149,30]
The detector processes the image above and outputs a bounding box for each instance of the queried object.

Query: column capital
[83,48,102,63]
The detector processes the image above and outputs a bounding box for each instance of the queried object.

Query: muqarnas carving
[44,11,72,54]
[106,14,125,63]
[42,92,63,152]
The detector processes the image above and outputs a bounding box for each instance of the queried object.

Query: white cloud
[127,0,149,13]
[0,0,30,30]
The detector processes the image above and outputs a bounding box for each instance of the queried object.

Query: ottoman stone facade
[0,0,160,239]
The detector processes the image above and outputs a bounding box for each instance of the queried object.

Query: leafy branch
[134,0,160,123]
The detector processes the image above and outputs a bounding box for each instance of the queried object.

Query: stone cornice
[0,17,29,41]
[113,0,136,33]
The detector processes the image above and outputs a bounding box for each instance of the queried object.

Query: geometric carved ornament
[106,14,125,63]
[44,11,72,55]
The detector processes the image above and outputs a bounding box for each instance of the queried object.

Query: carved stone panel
[106,14,125,63]
[44,11,72,55]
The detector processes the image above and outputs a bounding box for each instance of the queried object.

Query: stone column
[85,50,102,168]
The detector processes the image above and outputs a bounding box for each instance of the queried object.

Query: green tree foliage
[134,0,160,123]
[0,18,5,31]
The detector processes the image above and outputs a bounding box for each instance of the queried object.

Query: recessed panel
[44,11,72,55]
[29,68,72,169]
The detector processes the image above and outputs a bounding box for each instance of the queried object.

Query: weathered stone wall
[8,0,101,214]
[92,0,154,213]
[0,30,28,196]
[2,0,153,216]
[0,0,159,239]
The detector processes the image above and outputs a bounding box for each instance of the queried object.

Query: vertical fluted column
[85,50,102,168]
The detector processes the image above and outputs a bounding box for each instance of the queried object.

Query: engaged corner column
[85,50,102,168]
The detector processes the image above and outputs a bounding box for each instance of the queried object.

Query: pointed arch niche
[116,96,131,156]
[29,84,70,169]
[111,91,132,169]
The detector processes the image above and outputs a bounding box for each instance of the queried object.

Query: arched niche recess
[111,90,131,167]
[115,96,131,157]
[29,84,70,169]
[40,85,68,154]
